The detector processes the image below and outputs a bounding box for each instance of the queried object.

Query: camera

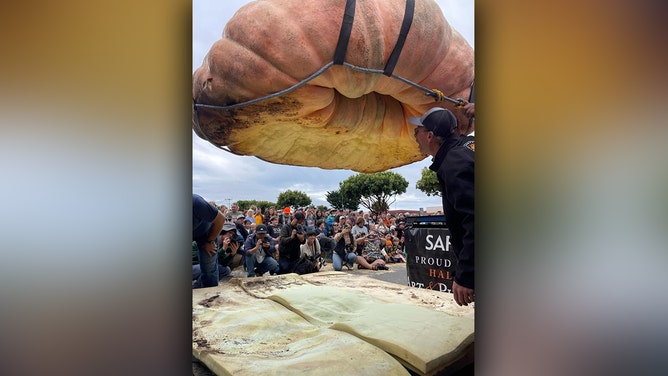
[262,237,270,244]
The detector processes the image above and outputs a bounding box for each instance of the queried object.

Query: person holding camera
[295,230,322,274]
[244,224,279,277]
[277,211,306,274]
[332,223,358,271]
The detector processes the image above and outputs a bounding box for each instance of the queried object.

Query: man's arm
[203,211,225,257]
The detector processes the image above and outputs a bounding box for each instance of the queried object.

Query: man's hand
[229,240,239,255]
[203,241,217,257]
[461,102,475,118]
[452,281,475,306]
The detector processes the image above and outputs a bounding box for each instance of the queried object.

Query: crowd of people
[193,100,475,307]
[192,198,414,285]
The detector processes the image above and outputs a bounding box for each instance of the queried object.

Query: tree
[338,172,408,215]
[236,200,276,212]
[276,190,311,209]
[326,189,359,211]
[415,167,441,197]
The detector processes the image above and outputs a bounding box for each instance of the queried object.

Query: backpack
[293,257,317,275]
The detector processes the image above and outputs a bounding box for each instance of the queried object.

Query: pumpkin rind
[193,0,474,173]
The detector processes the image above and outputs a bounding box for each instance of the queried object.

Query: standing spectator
[244,224,279,277]
[227,202,243,220]
[411,106,474,306]
[254,207,264,225]
[192,194,226,288]
[325,209,337,233]
[277,211,306,274]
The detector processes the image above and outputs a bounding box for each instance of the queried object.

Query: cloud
[192,0,472,210]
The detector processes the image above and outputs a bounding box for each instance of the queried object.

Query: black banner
[404,226,456,293]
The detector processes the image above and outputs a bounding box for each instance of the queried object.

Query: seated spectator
[383,234,406,263]
[304,207,317,231]
[244,224,279,277]
[295,230,322,274]
[235,214,249,240]
[354,233,388,270]
[332,223,358,271]
[351,217,368,238]
[264,206,277,224]
[315,219,336,261]
[245,209,256,224]
[376,221,389,236]
[277,211,306,274]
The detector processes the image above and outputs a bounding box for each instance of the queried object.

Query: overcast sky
[192,0,474,210]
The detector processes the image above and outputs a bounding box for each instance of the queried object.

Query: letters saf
[425,234,450,251]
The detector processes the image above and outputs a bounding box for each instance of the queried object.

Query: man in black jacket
[277,211,306,274]
[411,107,475,306]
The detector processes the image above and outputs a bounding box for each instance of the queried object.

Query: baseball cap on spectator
[255,224,268,234]
[283,207,291,214]
[221,223,236,233]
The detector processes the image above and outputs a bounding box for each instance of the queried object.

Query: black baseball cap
[255,224,268,234]
[409,107,458,138]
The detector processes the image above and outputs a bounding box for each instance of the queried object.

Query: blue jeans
[192,241,220,288]
[245,253,279,277]
[191,264,231,284]
[332,252,357,271]
[278,257,298,274]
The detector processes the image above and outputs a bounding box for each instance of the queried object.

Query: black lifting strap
[383,0,415,76]
[333,0,356,65]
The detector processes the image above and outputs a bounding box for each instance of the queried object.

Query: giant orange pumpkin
[193,0,474,173]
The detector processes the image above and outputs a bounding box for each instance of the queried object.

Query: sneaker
[376,264,389,271]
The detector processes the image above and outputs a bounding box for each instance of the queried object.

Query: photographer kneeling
[332,224,358,271]
[244,224,279,277]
